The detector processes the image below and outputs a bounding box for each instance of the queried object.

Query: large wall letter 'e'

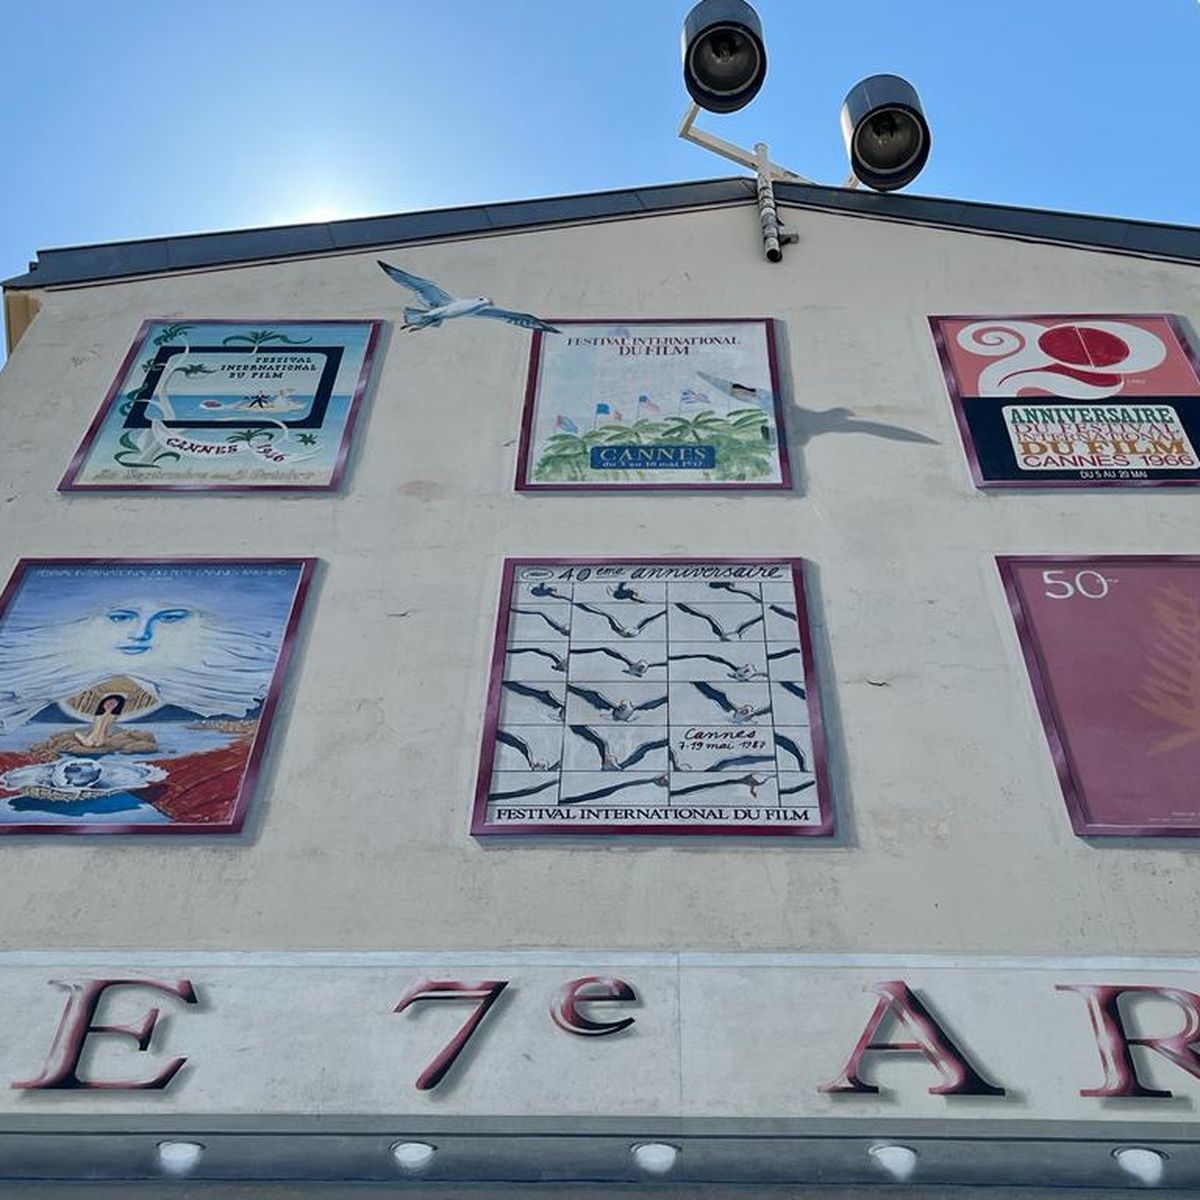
[1058,983,1200,1098]
[819,980,1005,1096]
[12,978,199,1091]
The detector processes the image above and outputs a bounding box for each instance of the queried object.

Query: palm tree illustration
[221,330,312,352]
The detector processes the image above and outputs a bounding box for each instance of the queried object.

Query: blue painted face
[105,606,193,655]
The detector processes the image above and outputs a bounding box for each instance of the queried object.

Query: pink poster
[1001,556,1200,835]
[932,315,1200,488]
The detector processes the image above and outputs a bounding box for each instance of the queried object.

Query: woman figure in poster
[73,693,126,749]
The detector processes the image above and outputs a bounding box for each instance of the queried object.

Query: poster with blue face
[0,559,312,834]
[61,320,382,491]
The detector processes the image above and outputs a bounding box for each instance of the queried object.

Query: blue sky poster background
[71,321,375,486]
[1,1,1197,368]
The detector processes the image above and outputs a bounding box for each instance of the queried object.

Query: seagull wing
[574,602,623,635]
[377,261,454,308]
[473,306,561,333]
[567,683,615,713]
[671,652,738,669]
[779,680,807,699]
[569,723,611,767]
[572,645,629,666]
[633,609,667,634]
[693,680,736,714]
[734,613,765,637]
[633,693,669,713]
[619,736,669,770]
[774,731,808,770]
[501,680,564,713]
[769,604,797,623]
[675,602,727,639]
[496,728,535,766]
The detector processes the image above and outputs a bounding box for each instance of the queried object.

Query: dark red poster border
[0,556,315,836]
[930,313,1200,491]
[999,554,1200,838]
[471,556,831,838]
[58,318,385,493]
[514,318,792,493]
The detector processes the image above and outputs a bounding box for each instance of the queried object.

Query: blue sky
[0,0,1195,299]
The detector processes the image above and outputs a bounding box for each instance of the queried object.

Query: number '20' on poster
[1001,556,1200,836]
[473,558,831,837]
[931,314,1200,488]
[60,320,382,491]
[0,559,312,834]
[515,319,791,491]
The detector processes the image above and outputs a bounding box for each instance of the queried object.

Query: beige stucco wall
[0,202,1196,955]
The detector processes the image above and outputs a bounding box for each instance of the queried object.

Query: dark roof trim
[5,177,1197,290]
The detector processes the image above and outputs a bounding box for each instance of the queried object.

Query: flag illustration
[555,413,579,434]
[637,394,662,416]
[595,402,611,417]
[680,389,709,411]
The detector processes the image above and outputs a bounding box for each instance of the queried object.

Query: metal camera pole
[678,103,802,263]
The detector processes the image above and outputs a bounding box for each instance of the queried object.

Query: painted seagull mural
[692,681,771,724]
[569,725,668,771]
[566,684,668,722]
[573,603,667,639]
[674,602,764,641]
[378,261,561,333]
[670,652,765,681]
[571,646,667,677]
[507,646,567,673]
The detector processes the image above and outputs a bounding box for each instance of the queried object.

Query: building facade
[1,178,1199,1195]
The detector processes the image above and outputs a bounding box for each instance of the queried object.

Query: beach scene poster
[0,559,312,834]
[516,319,790,491]
[61,320,382,491]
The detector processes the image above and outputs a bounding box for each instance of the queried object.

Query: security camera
[841,74,931,191]
[681,0,766,114]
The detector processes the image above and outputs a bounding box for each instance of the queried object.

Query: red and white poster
[932,315,1200,488]
[1001,556,1200,836]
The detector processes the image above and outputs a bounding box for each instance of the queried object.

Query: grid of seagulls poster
[516,319,790,491]
[473,559,831,836]
[0,559,311,834]
[60,320,382,491]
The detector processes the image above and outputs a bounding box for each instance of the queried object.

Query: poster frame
[930,313,1200,490]
[59,318,384,493]
[514,317,792,493]
[0,555,315,836]
[471,555,831,838]
[998,553,1200,838]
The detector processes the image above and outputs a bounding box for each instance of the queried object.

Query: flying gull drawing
[571,646,667,677]
[496,729,560,771]
[507,646,567,672]
[501,680,565,716]
[692,681,771,724]
[378,261,561,333]
[670,652,765,681]
[566,684,668,722]
[573,603,666,639]
[674,602,763,641]
[569,725,667,771]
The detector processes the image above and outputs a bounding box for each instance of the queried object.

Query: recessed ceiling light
[157,1141,204,1177]
[632,1142,679,1175]
[391,1140,437,1173]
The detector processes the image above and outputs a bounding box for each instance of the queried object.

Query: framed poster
[0,558,313,834]
[60,319,383,491]
[1000,555,1200,836]
[515,319,790,491]
[930,314,1200,488]
[472,558,831,837]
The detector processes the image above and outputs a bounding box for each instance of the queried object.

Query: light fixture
[869,1142,918,1181]
[840,74,931,192]
[681,0,766,114]
[156,1141,204,1177]
[391,1140,437,1174]
[632,1141,679,1175]
[1114,1147,1166,1186]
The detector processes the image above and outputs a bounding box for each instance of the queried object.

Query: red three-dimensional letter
[12,978,199,1091]
[1058,983,1200,1098]
[550,976,637,1037]
[394,979,509,1090]
[819,980,1005,1096]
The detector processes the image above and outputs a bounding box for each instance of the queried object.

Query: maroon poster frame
[0,556,315,836]
[930,313,1200,490]
[472,556,831,838]
[999,554,1200,838]
[59,319,384,493]
[514,318,792,493]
